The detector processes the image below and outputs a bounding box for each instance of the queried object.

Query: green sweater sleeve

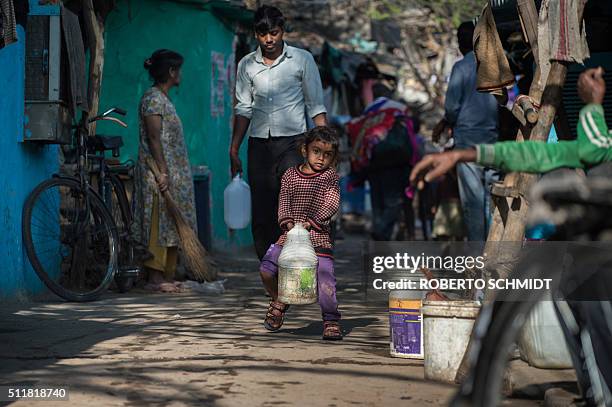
[476,104,612,173]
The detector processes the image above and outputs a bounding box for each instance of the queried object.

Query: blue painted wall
[0,10,60,299]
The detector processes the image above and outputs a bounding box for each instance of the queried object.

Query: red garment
[347,108,399,172]
[347,108,420,173]
[277,166,340,250]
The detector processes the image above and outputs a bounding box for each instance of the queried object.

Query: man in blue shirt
[432,22,499,241]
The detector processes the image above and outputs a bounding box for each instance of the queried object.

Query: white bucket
[518,299,573,369]
[389,283,426,359]
[422,300,481,382]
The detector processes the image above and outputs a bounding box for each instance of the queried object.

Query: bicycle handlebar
[88,107,128,125]
[96,116,128,128]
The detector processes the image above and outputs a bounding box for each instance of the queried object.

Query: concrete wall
[99,1,252,249]
[0,18,60,299]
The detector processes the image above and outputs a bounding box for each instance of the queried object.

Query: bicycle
[451,170,612,406]
[86,133,140,293]
[22,108,139,302]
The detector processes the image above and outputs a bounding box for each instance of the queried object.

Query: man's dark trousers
[248,135,303,260]
[368,166,411,241]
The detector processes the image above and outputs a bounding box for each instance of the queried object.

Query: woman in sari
[132,49,197,292]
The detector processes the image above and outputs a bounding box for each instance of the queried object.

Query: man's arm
[230,116,250,176]
[410,140,581,185]
[444,63,465,127]
[476,103,611,172]
[431,63,464,142]
[411,67,612,184]
[230,59,253,176]
[313,113,327,127]
[302,52,327,126]
[411,104,611,183]
[476,140,582,172]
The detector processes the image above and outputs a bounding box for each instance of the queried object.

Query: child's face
[303,140,335,172]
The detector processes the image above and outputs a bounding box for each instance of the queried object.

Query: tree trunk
[83,0,105,135]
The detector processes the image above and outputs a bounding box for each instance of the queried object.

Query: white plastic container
[518,299,573,369]
[422,300,481,382]
[223,175,251,229]
[277,224,318,305]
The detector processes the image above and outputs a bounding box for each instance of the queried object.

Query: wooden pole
[83,0,105,136]
[484,2,585,277]
[479,0,543,274]
[456,0,586,385]
[517,0,540,68]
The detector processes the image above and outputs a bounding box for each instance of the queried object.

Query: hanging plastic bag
[224,175,251,229]
[277,223,318,304]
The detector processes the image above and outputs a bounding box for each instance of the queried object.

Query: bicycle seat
[88,135,124,157]
[93,135,124,150]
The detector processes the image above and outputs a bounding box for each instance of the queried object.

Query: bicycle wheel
[451,300,539,407]
[451,252,555,407]
[108,173,132,236]
[22,177,119,302]
[108,174,137,293]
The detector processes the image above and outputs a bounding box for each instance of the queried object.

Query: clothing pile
[347,98,419,173]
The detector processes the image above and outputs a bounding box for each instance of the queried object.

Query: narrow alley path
[0,235,572,406]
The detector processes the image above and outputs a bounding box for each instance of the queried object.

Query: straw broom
[146,157,217,282]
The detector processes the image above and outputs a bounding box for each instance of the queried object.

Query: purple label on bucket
[390,312,422,355]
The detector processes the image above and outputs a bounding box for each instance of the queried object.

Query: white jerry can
[223,175,251,230]
[277,223,318,305]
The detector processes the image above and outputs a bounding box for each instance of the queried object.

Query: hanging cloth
[473,1,515,96]
[537,0,589,88]
[0,0,17,49]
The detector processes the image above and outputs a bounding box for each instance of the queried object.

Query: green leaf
[299,268,316,292]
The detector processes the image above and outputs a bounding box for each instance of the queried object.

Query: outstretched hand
[410,152,460,188]
[410,149,478,188]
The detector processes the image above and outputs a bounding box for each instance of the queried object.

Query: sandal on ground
[263,301,290,331]
[322,321,343,341]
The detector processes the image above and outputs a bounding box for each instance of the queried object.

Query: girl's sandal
[322,321,343,340]
[263,301,290,331]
